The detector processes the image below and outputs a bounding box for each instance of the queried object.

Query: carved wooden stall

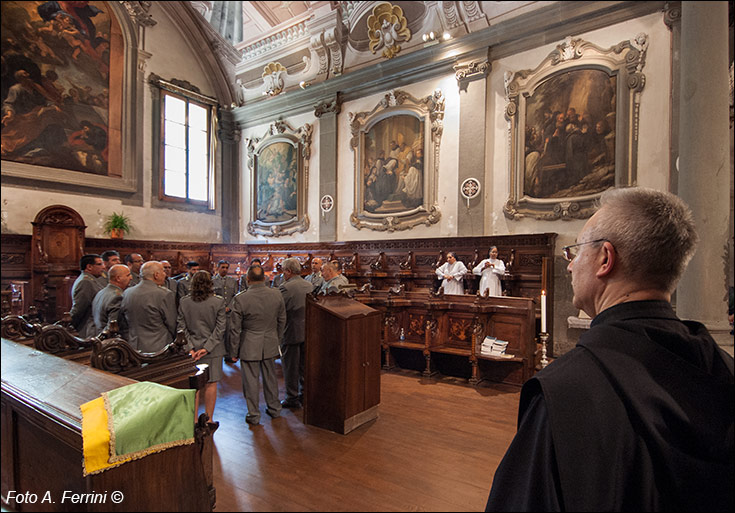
[355,288,536,385]
[30,205,87,323]
[1,338,216,512]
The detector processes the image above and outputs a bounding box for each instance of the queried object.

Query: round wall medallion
[320,194,334,213]
[460,178,481,200]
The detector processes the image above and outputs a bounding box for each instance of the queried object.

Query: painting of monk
[255,141,298,223]
[363,115,424,213]
[523,69,616,199]
[1,1,120,176]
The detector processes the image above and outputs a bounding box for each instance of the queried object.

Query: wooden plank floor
[210,360,520,512]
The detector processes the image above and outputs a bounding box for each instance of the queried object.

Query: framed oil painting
[1,1,139,192]
[350,89,444,231]
[247,120,311,237]
[503,35,649,220]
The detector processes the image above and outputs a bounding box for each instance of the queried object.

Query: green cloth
[102,381,196,462]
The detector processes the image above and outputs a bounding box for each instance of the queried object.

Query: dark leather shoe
[265,408,281,418]
[246,415,260,425]
[281,398,301,408]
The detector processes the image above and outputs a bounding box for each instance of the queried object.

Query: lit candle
[541,289,547,333]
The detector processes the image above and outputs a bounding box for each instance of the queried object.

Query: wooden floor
[209,359,521,512]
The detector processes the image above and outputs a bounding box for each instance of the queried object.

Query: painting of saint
[362,115,424,213]
[523,69,616,199]
[1,1,119,176]
[255,141,298,223]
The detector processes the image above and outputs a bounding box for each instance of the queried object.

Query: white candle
[541,290,547,333]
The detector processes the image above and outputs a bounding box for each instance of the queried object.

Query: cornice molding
[233,1,665,128]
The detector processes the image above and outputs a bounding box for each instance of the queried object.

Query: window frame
[149,74,219,212]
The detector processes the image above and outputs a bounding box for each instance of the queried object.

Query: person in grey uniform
[177,270,226,424]
[212,260,239,363]
[238,257,261,293]
[177,260,200,305]
[124,253,144,287]
[119,261,177,353]
[304,257,324,292]
[92,264,133,332]
[97,250,121,287]
[318,261,344,295]
[70,254,104,338]
[278,258,314,408]
[230,265,286,425]
[160,260,178,295]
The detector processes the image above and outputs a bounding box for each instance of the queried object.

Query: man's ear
[595,241,616,278]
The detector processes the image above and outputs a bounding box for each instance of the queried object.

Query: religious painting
[1,1,120,174]
[247,120,312,237]
[1,1,137,193]
[350,89,444,232]
[504,35,649,220]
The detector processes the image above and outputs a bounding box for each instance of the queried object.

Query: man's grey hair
[321,261,337,274]
[140,261,162,280]
[586,187,698,293]
[282,257,301,274]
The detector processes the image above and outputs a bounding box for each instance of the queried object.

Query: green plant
[103,211,132,235]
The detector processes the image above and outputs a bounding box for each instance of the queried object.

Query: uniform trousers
[239,357,281,421]
[281,342,305,401]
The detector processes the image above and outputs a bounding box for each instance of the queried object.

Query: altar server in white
[473,246,506,297]
[435,252,468,295]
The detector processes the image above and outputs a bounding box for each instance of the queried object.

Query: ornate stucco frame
[349,89,443,231]
[503,35,648,220]
[246,120,311,237]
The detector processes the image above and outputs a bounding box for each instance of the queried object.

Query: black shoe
[265,408,281,418]
[281,398,301,408]
[246,415,260,425]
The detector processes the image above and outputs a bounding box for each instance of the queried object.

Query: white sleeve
[473,259,486,275]
[492,260,506,275]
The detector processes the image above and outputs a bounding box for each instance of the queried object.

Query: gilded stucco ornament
[367,3,411,59]
[262,62,287,96]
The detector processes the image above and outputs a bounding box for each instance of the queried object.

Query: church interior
[1,1,733,511]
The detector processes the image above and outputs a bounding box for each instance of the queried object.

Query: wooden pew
[1,314,206,391]
[1,338,216,512]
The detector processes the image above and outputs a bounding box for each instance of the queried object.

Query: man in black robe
[486,187,734,512]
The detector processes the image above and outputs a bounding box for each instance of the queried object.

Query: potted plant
[103,212,131,239]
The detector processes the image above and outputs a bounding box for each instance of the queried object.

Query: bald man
[92,264,133,332]
[119,261,177,352]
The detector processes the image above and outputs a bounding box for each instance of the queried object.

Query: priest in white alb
[435,252,467,295]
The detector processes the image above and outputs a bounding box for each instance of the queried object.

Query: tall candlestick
[541,289,547,332]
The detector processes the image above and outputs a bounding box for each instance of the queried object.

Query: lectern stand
[304,294,381,434]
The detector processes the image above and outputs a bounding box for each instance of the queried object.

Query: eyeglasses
[562,239,609,261]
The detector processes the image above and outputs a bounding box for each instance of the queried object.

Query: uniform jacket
[70,271,103,338]
[279,275,315,345]
[177,294,226,357]
[304,271,324,291]
[212,274,238,307]
[230,282,286,361]
[92,283,124,332]
[120,280,177,353]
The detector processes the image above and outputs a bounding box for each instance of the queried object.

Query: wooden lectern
[304,294,381,434]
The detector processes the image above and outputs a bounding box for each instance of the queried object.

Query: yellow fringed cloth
[80,382,196,476]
